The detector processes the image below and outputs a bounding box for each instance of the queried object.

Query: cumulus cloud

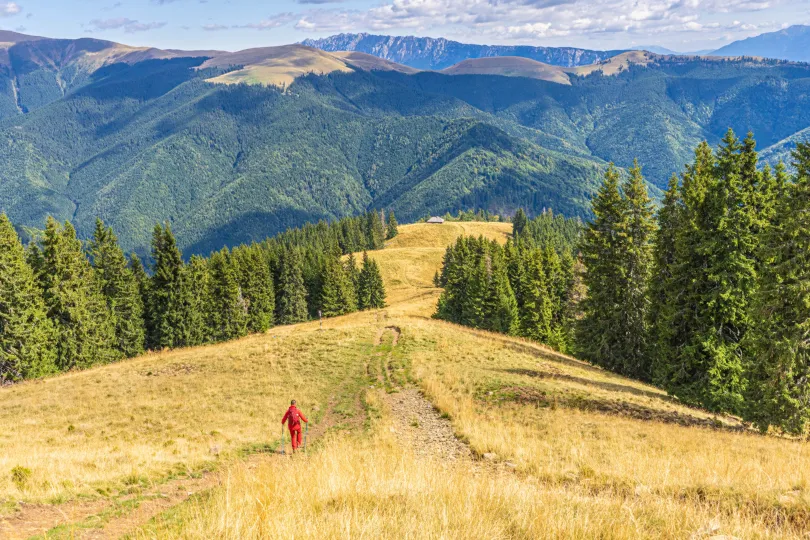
[237,12,296,30]
[286,0,798,45]
[0,2,21,17]
[88,17,167,33]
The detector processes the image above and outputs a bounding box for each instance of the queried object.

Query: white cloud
[237,12,296,30]
[0,2,21,17]
[285,0,805,47]
[88,17,167,33]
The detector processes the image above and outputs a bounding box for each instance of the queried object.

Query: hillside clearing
[1,222,808,538]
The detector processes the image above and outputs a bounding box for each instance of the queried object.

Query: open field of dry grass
[2,221,809,538]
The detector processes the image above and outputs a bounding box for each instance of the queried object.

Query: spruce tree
[386,211,399,240]
[185,255,212,346]
[276,248,308,324]
[40,218,119,370]
[319,254,357,317]
[0,214,56,381]
[577,164,627,371]
[207,248,248,342]
[358,251,386,310]
[513,209,529,237]
[744,143,810,433]
[656,142,716,397]
[459,244,489,328]
[347,252,361,297]
[365,211,386,250]
[89,219,145,358]
[648,174,681,374]
[541,245,565,330]
[659,132,761,413]
[517,249,552,342]
[232,246,275,334]
[483,245,519,335]
[147,223,189,349]
[618,160,655,379]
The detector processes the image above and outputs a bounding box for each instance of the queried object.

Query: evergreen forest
[0,211,390,383]
[435,130,810,435]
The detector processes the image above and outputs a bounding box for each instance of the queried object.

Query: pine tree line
[0,210,393,383]
[424,209,508,223]
[434,211,581,353]
[580,130,810,434]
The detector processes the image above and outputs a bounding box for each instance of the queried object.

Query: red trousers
[289,426,302,449]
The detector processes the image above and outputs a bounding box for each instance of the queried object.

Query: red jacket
[282,406,308,429]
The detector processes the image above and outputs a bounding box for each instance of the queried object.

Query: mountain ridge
[712,25,810,62]
[1,32,810,256]
[301,32,628,70]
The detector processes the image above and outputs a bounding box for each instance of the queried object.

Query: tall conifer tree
[744,143,810,433]
[648,175,682,375]
[40,218,118,370]
[358,251,386,310]
[366,211,386,250]
[147,223,188,349]
[386,211,399,240]
[517,249,552,342]
[276,248,308,324]
[185,255,212,346]
[618,160,655,379]
[0,214,56,381]
[320,255,357,317]
[512,209,529,237]
[484,246,519,334]
[577,164,627,370]
[207,248,248,342]
[659,132,762,412]
[232,246,274,334]
[89,219,145,358]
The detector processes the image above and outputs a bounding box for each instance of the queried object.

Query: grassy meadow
[2,222,808,538]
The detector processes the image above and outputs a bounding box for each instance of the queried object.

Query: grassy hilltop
[1,222,808,539]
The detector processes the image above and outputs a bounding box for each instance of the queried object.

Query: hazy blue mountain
[631,45,715,56]
[632,45,681,55]
[712,25,810,62]
[301,33,626,70]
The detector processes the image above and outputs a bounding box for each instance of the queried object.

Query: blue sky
[2,0,808,52]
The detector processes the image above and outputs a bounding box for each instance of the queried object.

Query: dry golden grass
[134,376,808,539]
[570,51,656,77]
[203,45,354,87]
[367,222,512,317]
[0,318,375,506]
[4,222,809,538]
[441,56,572,85]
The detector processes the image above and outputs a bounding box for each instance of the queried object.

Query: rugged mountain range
[712,25,810,62]
[301,33,626,70]
[2,32,810,256]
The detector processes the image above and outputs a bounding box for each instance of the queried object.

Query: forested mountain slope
[2,39,810,256]
[0,56,606,255]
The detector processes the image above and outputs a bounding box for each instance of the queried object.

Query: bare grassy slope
[441,56,573,84]
[2,222,809,538]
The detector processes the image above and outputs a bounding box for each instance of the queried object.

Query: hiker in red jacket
[282,400,308,452]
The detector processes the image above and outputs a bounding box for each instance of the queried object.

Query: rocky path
[385,388,473,462]
[2,325,477,539]
[375,325,474,462]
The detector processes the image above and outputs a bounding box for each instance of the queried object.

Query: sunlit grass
[3,222,809,538]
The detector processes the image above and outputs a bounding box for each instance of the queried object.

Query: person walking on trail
[282,400,308,453]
